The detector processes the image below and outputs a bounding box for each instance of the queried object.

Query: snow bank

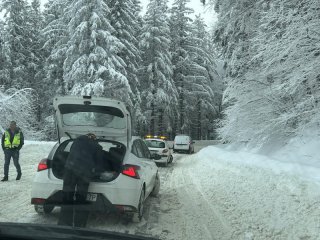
[218,130,320,183]
[189,145,320,239]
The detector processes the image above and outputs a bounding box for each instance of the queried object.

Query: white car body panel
[53,96,131,146]
[145,139,172,164]
[173,135,194,153]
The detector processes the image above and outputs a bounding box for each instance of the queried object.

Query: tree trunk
[197,98,201,140]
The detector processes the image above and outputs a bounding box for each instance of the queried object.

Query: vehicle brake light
[37,159,49,172]
[162,149,168,153]
[31,198,46,204]
[122,165,140,179]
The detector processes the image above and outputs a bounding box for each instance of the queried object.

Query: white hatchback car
[144,138,173,167]
[31,96,160,222]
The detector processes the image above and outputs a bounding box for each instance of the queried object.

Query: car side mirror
[151,153,162,160]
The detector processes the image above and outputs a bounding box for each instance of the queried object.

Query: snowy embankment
[0,140,319,240]
[184,146,320,240]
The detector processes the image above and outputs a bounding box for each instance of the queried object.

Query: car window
[131,140,139,157]
[145,140,165,148]
[139,140,151,159]
[131,139,144,158]
[62,111,126,129]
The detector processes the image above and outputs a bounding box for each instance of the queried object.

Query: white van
[173,135,195,154]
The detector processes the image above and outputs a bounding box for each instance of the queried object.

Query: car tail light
[122,165,140,179]
[37,159,49,172]
[115,205,135,212]
[31,198,46,204]
[162,149,168,153]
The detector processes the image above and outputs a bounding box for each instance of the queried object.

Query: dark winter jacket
[1,127,24,151]
[64,135,103,181]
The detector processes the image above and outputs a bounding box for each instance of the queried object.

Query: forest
[0,0,222,140]
[1,0,319,148]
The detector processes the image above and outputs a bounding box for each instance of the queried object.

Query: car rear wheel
[34,204,54,214]
[163,159,168,167]
[150,174,160,197]
[132,189,145,223]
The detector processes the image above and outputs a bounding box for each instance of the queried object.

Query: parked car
[173,135,195,154]
[31,96,161,222]
[144,137,173,167]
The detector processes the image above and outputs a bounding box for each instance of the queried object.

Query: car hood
[53,96,131,146]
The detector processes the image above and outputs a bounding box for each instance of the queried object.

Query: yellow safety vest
[4,130,21,148]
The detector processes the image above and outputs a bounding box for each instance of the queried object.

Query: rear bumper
[173,145,189,150]
[31,173,142,212]
[154,155,170,163]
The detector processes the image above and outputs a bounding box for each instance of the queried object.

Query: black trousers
[58,169,90,227]
[4,149,21,177]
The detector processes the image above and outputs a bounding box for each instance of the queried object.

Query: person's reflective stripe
[4,130,21,148]
[4,132,11,148]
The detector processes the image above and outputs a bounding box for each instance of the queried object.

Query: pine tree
[214,0,320,147]
[140,0,178,136]
[0,20,10,86]
[1,0,30,88]
[42,0,70,97]
[39,0,70,136]
[62,0,132,104]
[189,15,219,139]
[107,0,143,133]
[26,0,44,88]
[171,0,207,136]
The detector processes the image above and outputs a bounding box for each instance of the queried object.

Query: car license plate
[86,193,97,202]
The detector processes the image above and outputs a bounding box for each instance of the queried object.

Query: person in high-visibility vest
[1,121,24,181]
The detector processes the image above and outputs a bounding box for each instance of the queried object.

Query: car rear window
[174,136,190,143]
[145,140,165,148]
[59,104,126,128]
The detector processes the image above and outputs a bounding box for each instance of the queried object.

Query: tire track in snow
[175,155,232,240]
[153,153,232,240]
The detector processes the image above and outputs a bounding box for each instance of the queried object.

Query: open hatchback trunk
[51,96,131,181]
[53,96,131,145]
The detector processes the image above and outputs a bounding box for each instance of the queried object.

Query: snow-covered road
[0,142,319,240]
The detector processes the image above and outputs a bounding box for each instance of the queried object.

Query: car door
[137,140,156,195]
[131,140,152,192]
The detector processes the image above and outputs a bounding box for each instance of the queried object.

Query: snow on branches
[0,87,41,140]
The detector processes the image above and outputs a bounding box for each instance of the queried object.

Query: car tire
[132,189,145,223]
[150,174,160,197]
[34,204,54,214]
[163,159,168,167]
[188,147,192,154]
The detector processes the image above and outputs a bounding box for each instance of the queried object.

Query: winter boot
[16,173,22,180]
[1,176,8,182]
